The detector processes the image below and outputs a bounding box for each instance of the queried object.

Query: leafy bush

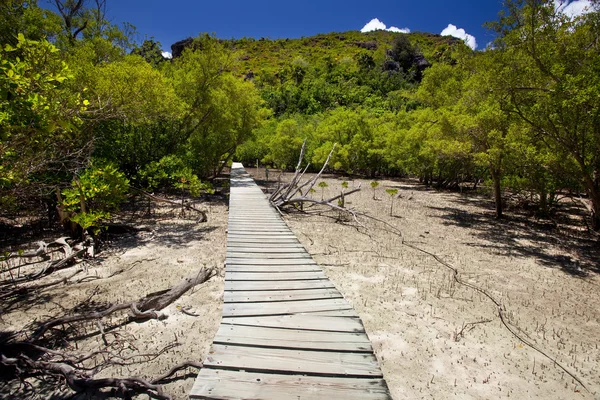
[60,163,129,231]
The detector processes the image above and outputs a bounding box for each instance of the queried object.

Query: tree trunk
[538,186,548,216]
[490,167,503,219]
[591,168,600,231]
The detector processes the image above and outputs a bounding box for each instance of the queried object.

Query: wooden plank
[190,369,391,400]
[224,288,343,303]
[301,309,359,317]
[224,279,335,292]
[226,271,327,281]
[220,315,366,333]
[222,298,352,317]
[227,231,293,236]
[226,253,311,260]
[225,264,321,272]
[203,344,383,377]
[227,236,298,241]
[225,246,305,253]
[227,232,295,236]
[226,258,316,265]
[227,240,301,246]
[213,324,372,352]
[228,224,288,229]
[227,242,303,248]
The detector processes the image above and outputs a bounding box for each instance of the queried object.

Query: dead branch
[1,354,171,399]
[31,267,215,341]
[0,269,83,302]
[269,143,362,220]
[2,248,87,286]
[453,319,492,342]
[151,360,203,384]
[136,268,215,312]
[134,189,208,222]
[1,237,73,263]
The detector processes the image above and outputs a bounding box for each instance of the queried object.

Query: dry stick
[31,267,214,342]
[1,354,171,400]
[151,360,204,384]
[1,248,87,287]
[134,188,208,222]
[275,144,337,206]
[280,139,308,201]
[0,269,83,301]
[454,319,492,341]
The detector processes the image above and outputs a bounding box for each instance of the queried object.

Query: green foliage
[166,35,268,177]
[138,155,213,196]
[0,34,86,194]
[131,39,167,67]
[60,163,129,230]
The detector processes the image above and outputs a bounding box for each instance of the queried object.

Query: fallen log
[31,267,215,341]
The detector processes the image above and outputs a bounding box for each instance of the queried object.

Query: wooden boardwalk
[190,163,391,399]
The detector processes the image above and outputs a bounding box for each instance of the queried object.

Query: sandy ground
[248,168,600,400]
[0,197,228,399]
[2,169,599,400]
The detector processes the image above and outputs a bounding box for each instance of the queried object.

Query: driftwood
[269,141,362,218]
[1,350,203,400]
[31,267,215,341]
[1,266,214,399]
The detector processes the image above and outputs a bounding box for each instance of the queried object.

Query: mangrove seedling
[370,181,379,200]
[318,181,328,200]
[386,188,398,216]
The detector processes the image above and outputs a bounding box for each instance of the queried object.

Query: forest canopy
[1,0,600,231]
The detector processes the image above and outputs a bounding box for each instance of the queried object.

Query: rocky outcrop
[414,54,431,71]
[383,60,400,72]
[355,41,378,50]
[170,38,193,58]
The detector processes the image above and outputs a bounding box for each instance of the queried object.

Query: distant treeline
[1,0,599,230]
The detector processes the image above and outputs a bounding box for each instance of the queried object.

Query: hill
[170,30,471,117]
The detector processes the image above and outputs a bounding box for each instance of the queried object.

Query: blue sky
[42,1,595,55]
[96,0,505,54]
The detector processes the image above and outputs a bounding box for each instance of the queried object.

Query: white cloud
[440,24,477,50]
[554,0,594,18]
[162,51,172,59]
[361,18,410,34]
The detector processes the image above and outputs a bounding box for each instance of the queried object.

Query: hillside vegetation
[1,0,599,233]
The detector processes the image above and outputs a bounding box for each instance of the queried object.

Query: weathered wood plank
[227,242,303,248]
[203,344,383,377]
[225,280,335,291]
[222,298,352,317]
[301,309,360,317]
[190,369,391,400]
[225,264,321,272]
[213,324,372,352]
[224,288,342,303]
[221,315,366,333]
[227,232,296,237]
[226,252,311,260]
[225,246,305,253]
[226,271,327,281]
[226,258,316,265]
